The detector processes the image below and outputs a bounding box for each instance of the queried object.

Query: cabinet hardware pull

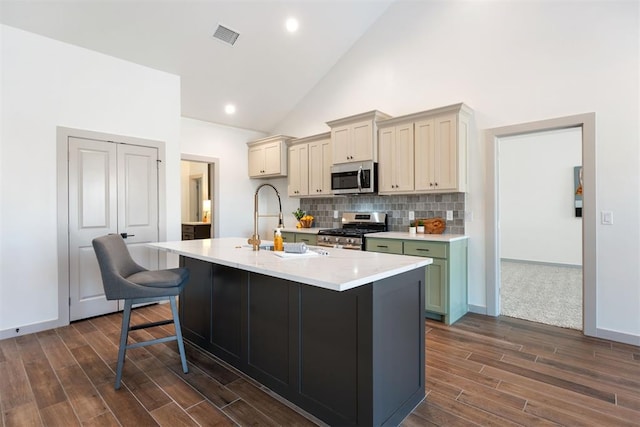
[377,245,388,248]
[417,248,430,252]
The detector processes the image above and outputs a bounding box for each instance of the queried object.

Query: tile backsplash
[300,193,465,234]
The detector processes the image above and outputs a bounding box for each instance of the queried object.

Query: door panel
[69,137,158,321]
[69,138,118,320]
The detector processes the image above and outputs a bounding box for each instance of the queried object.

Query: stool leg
[170,296,188,373]
[115,299,133,389]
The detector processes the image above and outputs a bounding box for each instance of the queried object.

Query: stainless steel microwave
[331,161,377,195]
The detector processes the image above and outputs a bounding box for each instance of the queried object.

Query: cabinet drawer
[404,241,447,258]
[365,238,403,255]
[182,225,195,234]
[295,234,317,246]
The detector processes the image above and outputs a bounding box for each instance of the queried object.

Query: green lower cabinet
[280,231,318,245]
[366,237,468,325]
[425,258,447,315]
[295,233,317,246]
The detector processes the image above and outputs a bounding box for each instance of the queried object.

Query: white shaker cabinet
[288,143,308,196]
[378,123,414,193]
[247,135,293,178]
[327,110,391,165]
[308,135,332,196]
[286,132,332,198]
[377,103,472,195]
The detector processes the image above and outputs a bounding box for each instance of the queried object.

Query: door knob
[120,232,135,239]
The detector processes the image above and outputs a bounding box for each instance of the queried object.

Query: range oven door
[331,161,377,195]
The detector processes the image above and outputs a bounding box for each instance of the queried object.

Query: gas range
[317,212,387,250]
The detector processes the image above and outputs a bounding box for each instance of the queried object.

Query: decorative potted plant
[416,220,425,234]
[409,220,417,234]
[293,208,314,228]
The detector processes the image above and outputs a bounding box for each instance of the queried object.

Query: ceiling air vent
[213,24,240,46]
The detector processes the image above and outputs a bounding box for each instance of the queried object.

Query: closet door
[68,137,158,321]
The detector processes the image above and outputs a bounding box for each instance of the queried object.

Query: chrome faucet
[248,183,284,251]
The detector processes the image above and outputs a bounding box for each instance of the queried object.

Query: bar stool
[92,234,190,389]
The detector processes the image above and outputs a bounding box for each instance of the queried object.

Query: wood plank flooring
[1,305,639,426]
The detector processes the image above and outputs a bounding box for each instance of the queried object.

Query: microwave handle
[357,165,363,192]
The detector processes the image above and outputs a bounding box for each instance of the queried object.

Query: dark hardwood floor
[1,304,639,426]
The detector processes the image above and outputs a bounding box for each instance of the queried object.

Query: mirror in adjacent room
[181,160,210,223]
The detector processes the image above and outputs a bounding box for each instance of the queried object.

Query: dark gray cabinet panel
[179,256,425,427]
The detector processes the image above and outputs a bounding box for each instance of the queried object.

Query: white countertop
[149,237,431,292]
[365,232,469,242]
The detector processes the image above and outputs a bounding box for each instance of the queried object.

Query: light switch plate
[333,210,339,219]
[408,211,415,220]
[446,210,453,221]
[601,211,613,225]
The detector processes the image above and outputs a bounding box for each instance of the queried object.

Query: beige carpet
[500,260,582,330]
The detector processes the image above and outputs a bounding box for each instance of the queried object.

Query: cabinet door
[248,145,265,177]
[395,123,414,192]
[378,127,395,192]
[351,120,373,162]
[433,114,457,191]
[288,144,308,196]
[309,139,332,195]
[180,257,212,347]
[414,118,436,191]
[280,232,295,243]
[263,141,283,175]
[331,125,351,164]
[425,258,447,314]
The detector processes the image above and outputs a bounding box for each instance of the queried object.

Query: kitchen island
[150,237,431,426]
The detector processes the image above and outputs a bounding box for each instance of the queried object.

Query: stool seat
[92,234,190,389]
[128,268,189,289]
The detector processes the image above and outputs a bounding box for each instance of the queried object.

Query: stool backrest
[92,234,146,300]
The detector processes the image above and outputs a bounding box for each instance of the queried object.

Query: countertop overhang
[149,237,431,292]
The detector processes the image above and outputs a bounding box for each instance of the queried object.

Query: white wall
[499,128,582,265]
[273,2,640,340]
[180,117,294,239]
[0,25,181,334]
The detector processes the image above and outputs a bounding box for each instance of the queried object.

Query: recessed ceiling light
[225,104,236,115]
[285,17,299,33]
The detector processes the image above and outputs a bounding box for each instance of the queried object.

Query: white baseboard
[596,327,640,346]
[0,317,68,341]
[468,304,488,315]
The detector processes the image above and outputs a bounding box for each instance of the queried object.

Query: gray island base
[150,238,431,426]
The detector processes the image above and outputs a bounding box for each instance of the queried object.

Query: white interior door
[68,137,158,321]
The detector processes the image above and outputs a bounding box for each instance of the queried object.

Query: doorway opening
[485,113,596,337]
[498,127,582,329]
[181,154,219,239]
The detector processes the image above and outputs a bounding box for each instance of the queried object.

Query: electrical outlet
[446,210,453,221]
[408,211,415,220]
[333,210,339,219]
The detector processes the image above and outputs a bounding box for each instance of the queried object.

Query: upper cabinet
[287,133,332,198]
[247,135,293,178]
[377,103,473,195]
[327,110,391,165]
[378,123,415,193]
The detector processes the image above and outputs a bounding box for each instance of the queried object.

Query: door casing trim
[485,113,596,337]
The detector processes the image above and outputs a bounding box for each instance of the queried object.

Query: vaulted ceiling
[1,1,393,132]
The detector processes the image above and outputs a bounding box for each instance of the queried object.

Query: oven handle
[357,165,363,192]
